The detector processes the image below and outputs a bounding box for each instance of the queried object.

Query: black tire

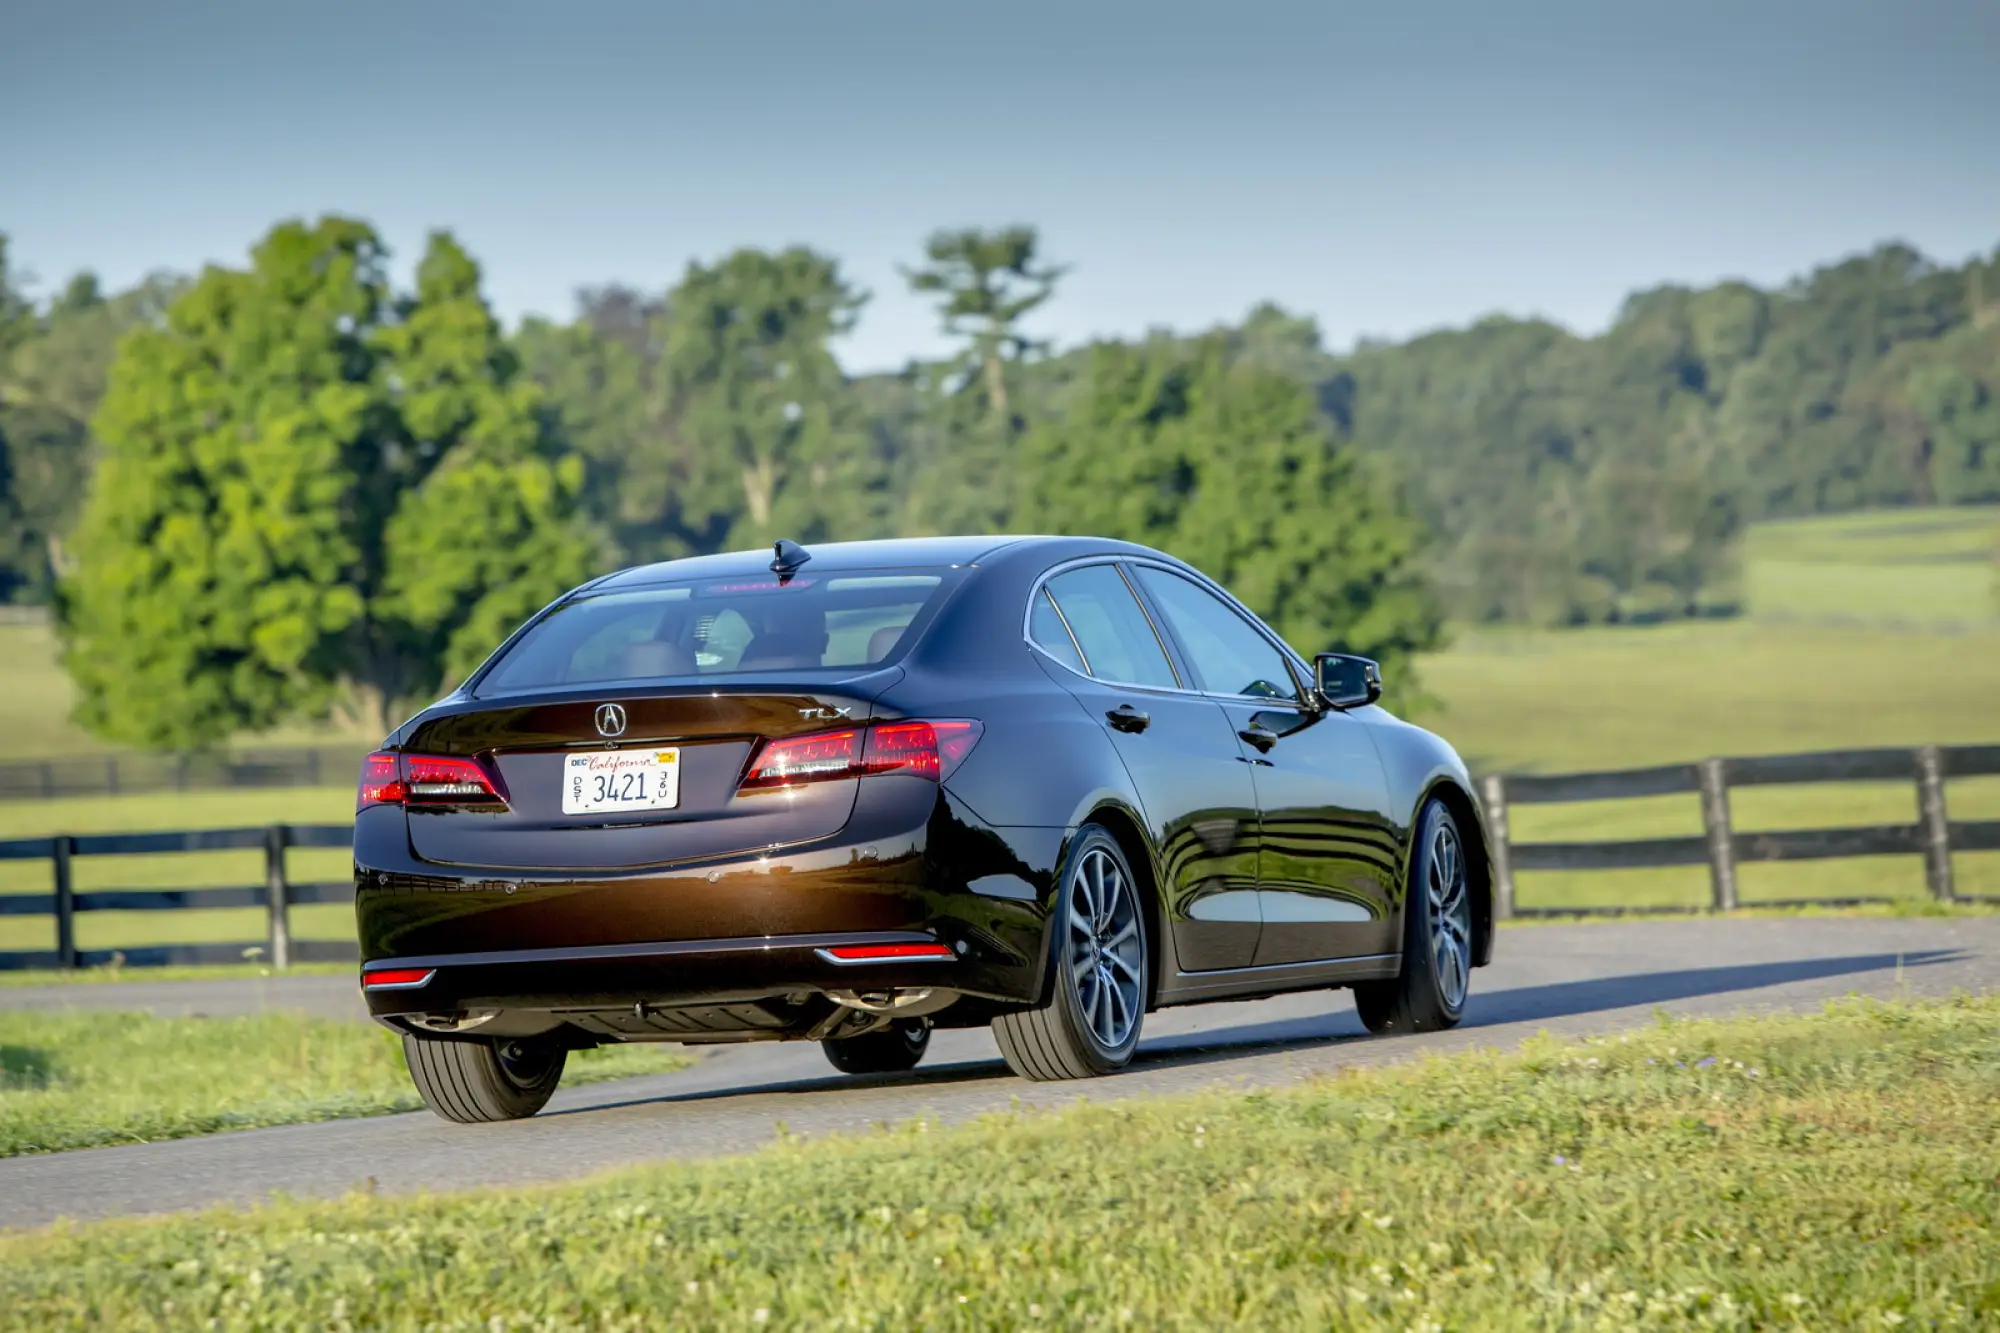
[822,1019,931,1074]
[1354,799,1473,1035]
[993,825,1149,1081]
[402,1033,567,1123]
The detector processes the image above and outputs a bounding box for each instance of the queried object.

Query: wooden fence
[0,824,356,971]
[0,747,371,802]
[1479,743,2000,917]
[2,743,1998,972]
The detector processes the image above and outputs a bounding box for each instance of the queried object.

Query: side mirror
[1314,653,1381,710]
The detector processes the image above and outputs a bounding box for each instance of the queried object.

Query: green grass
[0,788,359,958]
[0,1010,690,1157]
[1742,505,1998,626]
[0,623,375,762]
[1416,616,2000,911]
[0,962,353,988]
[3,508,1998,943]
[2,996,1996,1328]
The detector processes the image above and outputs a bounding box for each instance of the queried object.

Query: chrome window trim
[1021,553,1315,707]
[1025,557,1189,694]
[1119,558,1314,707]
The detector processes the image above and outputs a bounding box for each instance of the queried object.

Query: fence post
[105,756,119,796]
[1698,757,1738,912]
[1479,773,1515,920]
[265,824,292,970]
[1914,745,1955,901]
[52,836,77,969]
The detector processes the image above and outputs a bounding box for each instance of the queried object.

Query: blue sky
[4,0,1997,372]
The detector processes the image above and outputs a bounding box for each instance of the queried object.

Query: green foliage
[0,238,180,605]
[663,247,872,550]
[896,226,1067,533]
[1022,335,1441,694]
[60,219,593,748]
[4,997,1998,1328]
[374,233,597,697]
[0,1010,688,1156]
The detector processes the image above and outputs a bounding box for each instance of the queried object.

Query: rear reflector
[362,967,437,989]
[358,752,508,811]
[816,943,956,964]
[739,720,983,792]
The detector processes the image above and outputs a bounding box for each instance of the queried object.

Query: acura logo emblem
[594,703,627,738]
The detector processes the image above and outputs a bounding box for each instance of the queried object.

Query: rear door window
[474,572,952,696]
[1042,565,1179,689]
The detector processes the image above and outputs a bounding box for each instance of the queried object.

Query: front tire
[823,1020,930,1074]
[402,1033,567,1123]
[1354,799,1474,1035]
[993,825,1149,1081]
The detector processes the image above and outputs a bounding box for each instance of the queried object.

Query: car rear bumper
[354,782,1066,1034]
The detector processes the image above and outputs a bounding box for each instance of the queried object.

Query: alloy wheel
[1066,846,1144,1049]
[1427,817,1472,1010]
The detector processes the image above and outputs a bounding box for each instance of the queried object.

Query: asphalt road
[2,917,1994,1232]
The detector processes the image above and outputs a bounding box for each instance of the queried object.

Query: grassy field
[1421,617,2000,908]
[1741,505,1997,627]
[0,1010,690,1157]
[0,788,359,959]
[0,622,377,762]
[2,508,1998,943]
[2,619,1998,947]
[1,995,1994,1327]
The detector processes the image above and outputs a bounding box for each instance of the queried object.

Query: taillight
[815,943,955,963]
[357,751,508,811]
[362,967,436,989]
[738,720,983,793]
[358,752,405,809]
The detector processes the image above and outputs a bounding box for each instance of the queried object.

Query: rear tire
[822,1019,930,1074]
[1354,799,1473,1035]
[993,825,1148,1081]
[402,1033,567,1123]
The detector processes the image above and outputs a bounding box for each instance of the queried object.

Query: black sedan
[355,536,1493,1121]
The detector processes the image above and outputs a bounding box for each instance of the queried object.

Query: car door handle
[1106,704,1151,733]
[1237,724,1278,753]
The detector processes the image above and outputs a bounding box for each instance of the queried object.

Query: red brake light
[357,752,507,810]
[363,967,436,989]
[817,943,955,963]
[739,728,864,790]
[358,752,405,810]
[738,720,983,793]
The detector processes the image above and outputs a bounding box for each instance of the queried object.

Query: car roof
[587,534,1175,591]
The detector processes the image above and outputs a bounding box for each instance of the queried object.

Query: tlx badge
[798,706,853,721]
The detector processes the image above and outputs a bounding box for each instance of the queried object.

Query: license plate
[562,749,680,815]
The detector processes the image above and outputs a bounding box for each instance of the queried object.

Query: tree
[1020,335,1441,699]
[903,226,1065,421]
[661,247,872,549]
[371,233,599,715]
[0,243,181,604]
[61,219,594,748]
[896,228,1067,535]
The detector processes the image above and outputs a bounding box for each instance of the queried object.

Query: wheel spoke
[1106,950,1141,984]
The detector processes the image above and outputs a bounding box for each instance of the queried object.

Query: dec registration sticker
[562,749,680,815]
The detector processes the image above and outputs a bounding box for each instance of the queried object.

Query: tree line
[0,220,1995,749]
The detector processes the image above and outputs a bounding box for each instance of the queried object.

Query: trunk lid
[398,674,896,871]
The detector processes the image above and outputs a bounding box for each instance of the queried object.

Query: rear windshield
[472,571,955,696]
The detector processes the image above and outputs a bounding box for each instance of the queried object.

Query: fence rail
[0,747,371,802]
[2,743,1998,972]
[1479,742,2000,918]
[0,823,356,971]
